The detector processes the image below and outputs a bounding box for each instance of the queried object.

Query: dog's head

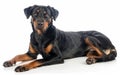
[24,5,59,34]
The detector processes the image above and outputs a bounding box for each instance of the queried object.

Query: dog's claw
[15,66,29,72]
[86,58,96,65]
[3,61,13,67]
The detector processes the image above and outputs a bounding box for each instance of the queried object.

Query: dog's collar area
[32,22,56,43]
[43,24,56,37]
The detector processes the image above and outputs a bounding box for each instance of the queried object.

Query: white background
[0,0,120,75]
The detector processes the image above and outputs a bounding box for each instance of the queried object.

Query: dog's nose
[37,22,44,29]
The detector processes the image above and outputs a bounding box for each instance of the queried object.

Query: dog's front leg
[15,56,64,72]
[3,43,38,67]
[3,54,33,67]
[15,44,64,72]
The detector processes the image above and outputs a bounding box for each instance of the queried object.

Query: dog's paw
[3,61,13,67]
[86,58,96,65]
[15,66,29,72]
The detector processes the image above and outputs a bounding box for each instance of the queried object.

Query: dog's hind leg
[85,36,105,64]
[85,36,117,65]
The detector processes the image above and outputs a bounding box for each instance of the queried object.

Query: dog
[3,5,117,72]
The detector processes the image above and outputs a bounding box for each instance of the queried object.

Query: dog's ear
[47,6,59,21]
[24,6,34,19]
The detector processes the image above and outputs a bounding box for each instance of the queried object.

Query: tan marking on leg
[85,38,103,58]
[15,60,43,72]
[87,51,102,58]
[29,43,37,53]
[3,44,37,67]
[22,60,43,69]
[10,54,33,64]
[45,44,53,54]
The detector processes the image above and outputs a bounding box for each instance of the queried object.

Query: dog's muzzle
[37,24,43,30]
[36,19,44,30]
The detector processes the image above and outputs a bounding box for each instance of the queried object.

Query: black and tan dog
[3,5,117,72]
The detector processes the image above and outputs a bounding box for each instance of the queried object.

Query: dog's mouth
[37,24,43,30]
[35,20,44,30]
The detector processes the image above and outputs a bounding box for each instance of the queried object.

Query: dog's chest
[34,31,55,53]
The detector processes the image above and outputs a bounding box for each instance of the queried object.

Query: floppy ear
[24,6,34,19]
[47,6,59,21]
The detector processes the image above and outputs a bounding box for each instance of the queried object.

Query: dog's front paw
[3,61,14,67]
[15,66,29,72]
[86,58,96,65]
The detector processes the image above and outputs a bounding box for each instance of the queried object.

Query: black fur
[47,6,59,20]
[25,5,117,64]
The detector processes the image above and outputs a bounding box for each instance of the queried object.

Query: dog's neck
[42,23,56,38]
[32,22,56,38]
